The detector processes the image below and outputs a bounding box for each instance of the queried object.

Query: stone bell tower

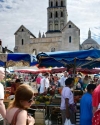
[46,0,68,37]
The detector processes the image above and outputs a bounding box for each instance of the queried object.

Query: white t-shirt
[0,83,4,99]
[59,76,67,87]
[40,78,49,93]
[60,86,74,110]
[0,83,4,121]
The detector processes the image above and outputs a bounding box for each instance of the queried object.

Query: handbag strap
[11,109,22,125]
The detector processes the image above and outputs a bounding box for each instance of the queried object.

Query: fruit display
[35,95,52,105]
[34,89,84,105]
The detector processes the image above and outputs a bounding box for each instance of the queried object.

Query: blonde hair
[8,84,34,109]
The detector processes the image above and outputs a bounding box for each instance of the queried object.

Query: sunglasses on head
[28,97,35,103]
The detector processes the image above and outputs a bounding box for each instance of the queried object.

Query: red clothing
[92,109,100,125]
[92,84,100,107]
[36,77,41,84]
[10,84,16,95]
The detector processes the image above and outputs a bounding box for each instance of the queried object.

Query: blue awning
[36,49,100,68]
[0,53,31,67]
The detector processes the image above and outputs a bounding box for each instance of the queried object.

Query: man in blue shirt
[80,84,96,125]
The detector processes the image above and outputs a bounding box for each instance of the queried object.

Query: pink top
[36,77,41,84]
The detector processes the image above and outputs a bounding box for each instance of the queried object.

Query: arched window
[32,49,36,55]
[69,36,71,43]
[61,23,64,29]
[50,12,52,18]
[55,24,58,30]
[22,39,24,45]
[55,11,58,17]
[22,29,24,32]
[69,25,71,28]
[61,12,63,17]
[55,1,58,6]
[51,1,53,7]
[61,1,63,6]
[49,24,53,30]
[51,48,55,52]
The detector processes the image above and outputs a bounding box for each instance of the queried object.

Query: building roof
[46,30,61,34]
[14,25,36,38]
[62,20,80,32]
[82,38,99,45]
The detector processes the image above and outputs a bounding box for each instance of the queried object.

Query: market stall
[30,88,83,125]
[36,49,100,70]
[14,67,67,74]
[4,86,83,125]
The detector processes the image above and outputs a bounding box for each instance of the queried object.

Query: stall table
[31,102,80,125]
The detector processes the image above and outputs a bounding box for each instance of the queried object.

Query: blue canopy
[36,49,100,68]
[0,53,31,67]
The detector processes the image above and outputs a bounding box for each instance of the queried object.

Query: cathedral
[14,0,99,54]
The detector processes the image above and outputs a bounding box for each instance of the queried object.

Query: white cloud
[0,0,100,51]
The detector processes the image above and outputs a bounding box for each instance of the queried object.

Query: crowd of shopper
[1,69,100,125]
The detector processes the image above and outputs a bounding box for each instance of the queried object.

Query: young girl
[6,84,35,125]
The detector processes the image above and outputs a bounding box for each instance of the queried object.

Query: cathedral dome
[82,38,98,45]
[81,29,99,50]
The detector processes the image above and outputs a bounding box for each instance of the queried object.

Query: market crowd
[0,68,100,125]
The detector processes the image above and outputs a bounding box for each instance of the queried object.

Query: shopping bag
[64,119,72,125]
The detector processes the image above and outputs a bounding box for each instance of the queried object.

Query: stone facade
[14,0,80,54]
[61,21,80,51]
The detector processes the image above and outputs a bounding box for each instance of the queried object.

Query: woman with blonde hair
[5,84,35,125]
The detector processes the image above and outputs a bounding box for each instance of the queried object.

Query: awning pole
[4,62,6,88]
[73,58,76,78]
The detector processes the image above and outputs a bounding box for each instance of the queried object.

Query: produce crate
[35,110,44,119]
[35,118,45,124]
[35,109,45,125]
[46,105,62,125]
[75,103,80,125]
[51,98,61,104]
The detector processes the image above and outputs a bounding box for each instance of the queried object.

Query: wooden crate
[35,111,44,119]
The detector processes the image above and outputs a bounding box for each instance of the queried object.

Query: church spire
[88,28,91,39]
[38,31,41,38]
[42,32,45,38]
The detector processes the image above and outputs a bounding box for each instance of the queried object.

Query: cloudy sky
[0,0,100,51]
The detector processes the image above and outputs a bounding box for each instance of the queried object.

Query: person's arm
[0,100,6,118]
[16,110,35,125]
[65,98,70,119]
[93,107,97,114]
